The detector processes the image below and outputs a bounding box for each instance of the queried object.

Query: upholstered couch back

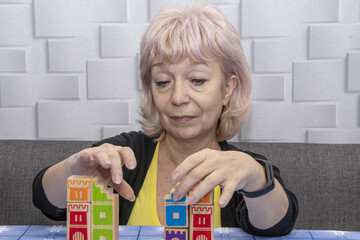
[0,140,359,231]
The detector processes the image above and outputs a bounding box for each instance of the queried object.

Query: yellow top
[127,142,222,227]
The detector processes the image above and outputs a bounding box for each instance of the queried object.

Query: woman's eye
[156,80,170,87]
[191,78,206,85]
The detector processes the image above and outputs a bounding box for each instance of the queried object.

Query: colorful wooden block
[91,176,119,240]
[67,175,119,240]
[67,202,91,240]
[164,190,188,228]
[67,175,92,202]
[189,205,214,240]
[190,182,214,205]
[164,228,188,240]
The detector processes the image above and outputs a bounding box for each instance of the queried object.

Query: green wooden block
[92,228,113,240]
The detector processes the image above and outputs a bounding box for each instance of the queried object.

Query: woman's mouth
[170,115,195,123]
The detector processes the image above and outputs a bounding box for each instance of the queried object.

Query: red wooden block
[67,202,91,240]
[189,205,214,240]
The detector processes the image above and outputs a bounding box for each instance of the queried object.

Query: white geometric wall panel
[87,58,138,99]
[309,25,351,59]
[348,52,360,91]
[295,0,339,23]
[0,4,32,45]
[0,0,359,143]
[293,60,344,101]
[308,129,360,144]
[0,75,79,106]
[241,0,294,37]
[101,24,148,57]
[252,76,285,100]
[350,25,360,48]
[38,101,129,139]
[0,50,26,72]
[48,38,98,73]
[254,39,294,73]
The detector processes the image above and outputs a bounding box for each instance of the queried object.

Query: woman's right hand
[66,143,137,202]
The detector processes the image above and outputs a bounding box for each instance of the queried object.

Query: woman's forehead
[151,54,217,68]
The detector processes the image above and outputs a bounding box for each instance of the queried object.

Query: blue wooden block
[164,190,188,228]
[165,193,186,203]
[165,205,188,227]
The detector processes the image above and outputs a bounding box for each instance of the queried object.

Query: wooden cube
[164,228,188,240]
[190,182,214,205]
[189,205,214,240]
[164,189,189,228]
[67,202,91,240]
[67,175,92,202]
[91,177,119,240]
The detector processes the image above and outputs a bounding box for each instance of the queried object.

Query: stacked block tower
[164,183,214,240]
[67,175,119,240]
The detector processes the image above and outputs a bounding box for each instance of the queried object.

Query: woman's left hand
[171,149,267,208]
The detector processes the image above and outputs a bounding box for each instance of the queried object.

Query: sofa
[0,140,359,231]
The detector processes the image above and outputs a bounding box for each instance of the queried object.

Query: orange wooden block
[190,182,214,205]
[67,175,92,202]
[189,205,214,240]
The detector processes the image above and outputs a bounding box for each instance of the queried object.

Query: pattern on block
[67,175,119,240]
[164,183,214,240]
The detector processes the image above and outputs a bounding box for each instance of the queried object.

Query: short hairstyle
[139,2,251,141]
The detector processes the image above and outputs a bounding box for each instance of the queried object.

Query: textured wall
[0,0,359,143]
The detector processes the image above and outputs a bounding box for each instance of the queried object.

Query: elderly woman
[33,2,298,236]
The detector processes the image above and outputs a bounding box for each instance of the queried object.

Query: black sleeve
[32,131,156,223]
[237,164,299,236]
[32,166,67,221]
[220,142,299,236]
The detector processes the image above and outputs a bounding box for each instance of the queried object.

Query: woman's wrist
[242,158,268,193]
[240,157,275,198]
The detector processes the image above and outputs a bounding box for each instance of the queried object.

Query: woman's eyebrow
[151,62,163,68]
[192,61,210,66]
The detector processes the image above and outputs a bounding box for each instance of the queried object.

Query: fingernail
[114,174,122,184]
[171,172,180,183]
[218,199,225,207]
[172,193,179,202]
[185,195,195,205]
[130,196,136,202]
[128,161,135,169]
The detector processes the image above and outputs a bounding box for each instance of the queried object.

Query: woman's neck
[160,134,220,165]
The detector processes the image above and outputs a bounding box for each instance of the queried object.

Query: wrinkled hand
[171,149,265,208]
[67,143,137,201]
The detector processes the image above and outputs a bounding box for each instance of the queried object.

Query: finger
[92,149,112,169]
[106,149,123,185]
[173,163,216,202]
[173,166,205,201]
[111,179,136,202]
[217,182,236,208]
[117,146,137,170]
[185,172,223,205]
[172,149,208,183]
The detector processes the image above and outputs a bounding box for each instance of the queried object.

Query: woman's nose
[171,80,190,106]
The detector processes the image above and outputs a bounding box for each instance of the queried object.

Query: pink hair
[139,2,252,141]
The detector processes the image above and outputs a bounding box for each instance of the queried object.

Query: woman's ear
[223,74,237,107]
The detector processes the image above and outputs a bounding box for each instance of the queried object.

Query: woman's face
[151,58,229,142]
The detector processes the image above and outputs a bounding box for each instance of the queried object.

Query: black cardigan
[33,131,298,236]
